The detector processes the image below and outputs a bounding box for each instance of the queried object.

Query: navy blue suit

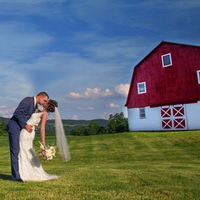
[6,97,35,180]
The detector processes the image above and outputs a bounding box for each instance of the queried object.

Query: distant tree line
[69,112,128,136]
[0,122,7,136]
[0,112,129,136]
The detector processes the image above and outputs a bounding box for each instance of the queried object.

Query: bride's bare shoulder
[42,111,48,116]
[39,111,48,119]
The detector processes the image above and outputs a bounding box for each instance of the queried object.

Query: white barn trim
[127,102,200,131]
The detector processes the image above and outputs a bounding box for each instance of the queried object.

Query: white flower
[38,142,56,161]
[40,144,45,150]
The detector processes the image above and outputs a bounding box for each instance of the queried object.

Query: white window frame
[137,82,146,94]
[139,108,146,119]
[161,53,172,67]
[197,70,200,84]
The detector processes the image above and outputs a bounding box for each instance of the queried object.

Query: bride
[18,100,70,181]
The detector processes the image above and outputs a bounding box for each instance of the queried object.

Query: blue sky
[0,0,200,120]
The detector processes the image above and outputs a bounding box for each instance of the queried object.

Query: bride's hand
[42,141,45,147]
[25,124,33,133]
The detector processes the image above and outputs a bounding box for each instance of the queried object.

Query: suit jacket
[6,97,36,134]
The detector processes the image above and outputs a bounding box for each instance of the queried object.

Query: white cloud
[71,114,78,120]
[69,92,83,99]
[67,84,129,100]
[67,88,113,99]
[0,105,7,108]
[84,88,113,98]
[0,105,15,118]
[76,106,94,111]
[114,84,130,96]
[87,107,94,110]
[106,103,120,108]
[76,106,83,110]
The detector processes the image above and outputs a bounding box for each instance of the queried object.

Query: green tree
[108,112,128,133]
[77,126,88,136]
[88,120,99,135]
[97,126,109,135]
[69,129,77,135]
[68,112,128,136]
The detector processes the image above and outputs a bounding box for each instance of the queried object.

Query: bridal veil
[55,107,71,162]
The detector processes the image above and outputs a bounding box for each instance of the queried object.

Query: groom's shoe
[13,178,24,182]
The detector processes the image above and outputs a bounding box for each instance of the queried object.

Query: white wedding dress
[18,113,59,181]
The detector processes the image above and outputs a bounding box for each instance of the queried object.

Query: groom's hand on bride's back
[25,124,33,133]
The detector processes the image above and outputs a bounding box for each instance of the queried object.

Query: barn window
[137,82,146,94]
[139,108,146,119]
[161,53,172,67]
[197,70,200,84]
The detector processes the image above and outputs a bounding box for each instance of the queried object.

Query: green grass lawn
[0,131,200,200]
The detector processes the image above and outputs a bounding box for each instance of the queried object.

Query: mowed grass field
[0,131,200,200]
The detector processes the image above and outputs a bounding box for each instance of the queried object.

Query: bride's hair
[47,99,58,112]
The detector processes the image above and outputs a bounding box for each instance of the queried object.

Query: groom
[5,92,49,182]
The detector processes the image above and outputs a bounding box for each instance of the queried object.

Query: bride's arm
[40,112,48,146]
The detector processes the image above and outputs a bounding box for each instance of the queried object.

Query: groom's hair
[37,92,49,99]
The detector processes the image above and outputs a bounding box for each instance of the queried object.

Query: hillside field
[0,131,200,199]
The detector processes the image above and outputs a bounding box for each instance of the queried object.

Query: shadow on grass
[0,174,11,180]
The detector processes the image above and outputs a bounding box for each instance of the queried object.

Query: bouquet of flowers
[39,142,56,161]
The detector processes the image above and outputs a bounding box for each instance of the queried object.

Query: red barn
[125,41,200,131]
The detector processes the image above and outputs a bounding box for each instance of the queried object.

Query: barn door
[161,105,187,130]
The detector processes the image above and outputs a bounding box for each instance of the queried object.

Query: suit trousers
[8,131,21,180]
